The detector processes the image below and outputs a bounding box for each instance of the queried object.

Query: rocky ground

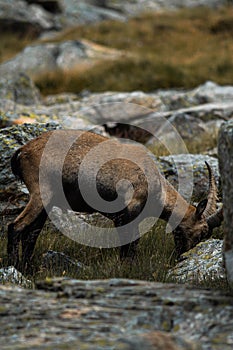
[0,0,233,349]
[1,278,233,350]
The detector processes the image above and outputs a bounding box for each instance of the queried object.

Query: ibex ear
[195,199,208,220]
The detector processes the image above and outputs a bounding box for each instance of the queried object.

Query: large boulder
[168,239,225,284]
[218,120,233,287]
[0,73,41,107]
[0,40,122,77]
[0,0,57,36]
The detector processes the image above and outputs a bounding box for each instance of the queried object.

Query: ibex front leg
[113,214,140,262]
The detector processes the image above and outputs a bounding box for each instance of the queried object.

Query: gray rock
[0,0,57,35]
[56,0,126,27]
[0,40,121,77]
[156,81,233,110]
[78,91,164,114]
[137,101,233,130]
[157,154,220,201]
[168,239,225,284]
[41,250,83,275]
[89,0,227,16]
[0,91,163,130]
[0,266,32,288]
[0,73,41,106]
[157,88,204,111]
[157,81,233,111]
[166,113,207,141]
[49,206,113,247]
[133,101,233,148]
[218,120,233,287]
[193,80,233,103]
[1,278,232,349]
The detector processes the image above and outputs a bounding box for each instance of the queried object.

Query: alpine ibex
[8,129,223,270]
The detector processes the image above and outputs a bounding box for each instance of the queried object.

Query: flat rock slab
[1,278,233,349]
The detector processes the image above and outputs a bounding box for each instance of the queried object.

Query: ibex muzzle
[7,130,223,271]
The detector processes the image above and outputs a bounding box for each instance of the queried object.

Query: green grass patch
[33,219,175,282]
[0,217,175,282]
[0,216,227,291]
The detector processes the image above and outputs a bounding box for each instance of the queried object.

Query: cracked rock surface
[0,278,233,349]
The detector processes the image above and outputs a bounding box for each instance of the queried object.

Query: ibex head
[173,162,223,257]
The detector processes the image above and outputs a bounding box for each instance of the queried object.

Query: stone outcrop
[0,0,58,36]
[168,239,225,284]
[0,266,32,288]
[0,73,41,108]
[99,0,228,14]
[0,278,233,349]
[158,154,219,201]
[0,81,232,140]
[218,120,233,287]
[0,0,229,44]
[0,40,122,77]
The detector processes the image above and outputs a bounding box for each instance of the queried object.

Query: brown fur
[8,129,221,271]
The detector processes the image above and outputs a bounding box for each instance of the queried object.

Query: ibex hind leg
[20,208,48,274]
[7,194,49,272]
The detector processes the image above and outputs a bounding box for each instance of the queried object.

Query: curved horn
[207,207,223,229]
[203,161,218,218]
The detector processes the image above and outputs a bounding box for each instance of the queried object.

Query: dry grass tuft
[35,6,233,95]
[1,6,233,94]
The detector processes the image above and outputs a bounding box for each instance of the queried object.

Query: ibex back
[8,130,223,271]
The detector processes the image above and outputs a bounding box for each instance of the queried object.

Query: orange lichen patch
[81,39,124,59]
[60,307,93,319]
[13,116,36,125]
